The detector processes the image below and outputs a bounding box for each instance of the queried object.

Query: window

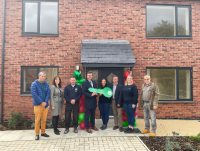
[21,66,58,94]
[146,4,191,37]
[22,0,59,35]
[146,68,192,101]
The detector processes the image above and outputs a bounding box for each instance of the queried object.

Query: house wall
[0,0,4,119]
[1,0,200,120]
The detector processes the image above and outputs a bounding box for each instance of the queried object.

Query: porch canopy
[81,39,136,68]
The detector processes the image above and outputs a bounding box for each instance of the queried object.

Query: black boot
[124,127,131,133]
[54,130,60,135]
[125,128,134,133]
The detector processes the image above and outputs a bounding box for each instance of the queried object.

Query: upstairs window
[22,0,59,35]
[146,4,191,37]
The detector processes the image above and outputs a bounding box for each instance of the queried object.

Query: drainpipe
[1,0,6,124]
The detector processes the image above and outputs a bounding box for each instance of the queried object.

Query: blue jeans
[124,104,136,127]
[98,103,110,126]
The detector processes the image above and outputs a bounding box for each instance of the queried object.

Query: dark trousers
[52,115,59,132]
[85,108,96,129]
[124,104,136,127]
[65,102,79,129]
[98,103,110,126]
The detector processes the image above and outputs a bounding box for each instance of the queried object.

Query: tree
[147,20,186,36]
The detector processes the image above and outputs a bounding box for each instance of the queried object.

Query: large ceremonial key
[88,87,113,98]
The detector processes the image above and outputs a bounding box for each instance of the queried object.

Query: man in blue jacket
[31,71,50,140]
[82,72,99,133]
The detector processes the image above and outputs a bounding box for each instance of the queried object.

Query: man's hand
[153,106,157,110]
[41,102,46,107]
[95,93,98,96]
[43,102,47,107]
[52,107,55,109]
[117,104,120,107]
[132,104,136,108]
[71,99,75,105]
[91,93,96,96]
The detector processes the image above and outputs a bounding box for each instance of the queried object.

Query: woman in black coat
[122,75,138,133]
[98,79,112,130]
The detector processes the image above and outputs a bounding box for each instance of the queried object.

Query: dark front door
[86,68,124,117]
[98,68,123,117]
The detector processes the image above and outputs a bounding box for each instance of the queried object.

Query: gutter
[1,0,6,124]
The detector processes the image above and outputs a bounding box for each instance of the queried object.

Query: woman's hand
[132,104,136,108]
[99,93,102,96]
[52,107,55,109]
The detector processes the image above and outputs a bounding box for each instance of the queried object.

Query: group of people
[31,71,159,140]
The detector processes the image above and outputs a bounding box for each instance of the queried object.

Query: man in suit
[82,72,99,133]
[112,75,123,132]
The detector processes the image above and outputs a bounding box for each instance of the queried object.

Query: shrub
[185,143,196,151]
[189,133,200,141]
[31,119,53,129]
[46,119,52,128]
[165,137,175,151]
[8,109,27,129]
[31,121,35,129]
[61,116,65,122]
[165,132,182,151]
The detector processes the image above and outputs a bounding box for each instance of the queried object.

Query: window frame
[146,67,193,102]
[21,66,59,94]
[22,0,59,36]
[146,4,192,38]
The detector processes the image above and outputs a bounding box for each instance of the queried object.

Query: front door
[87,68,123,117]
[99,68,123,117]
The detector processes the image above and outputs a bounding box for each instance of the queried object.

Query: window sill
[20,94,32,97]
[21,34,59,37]
[146,37,193,39]
[159,101,193,103]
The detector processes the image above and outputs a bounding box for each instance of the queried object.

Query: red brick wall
[0,0,3,119]
[1,0,200,120]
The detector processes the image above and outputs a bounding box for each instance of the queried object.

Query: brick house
[0,0,200,122]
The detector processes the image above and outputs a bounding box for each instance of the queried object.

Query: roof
[81,39,136,67]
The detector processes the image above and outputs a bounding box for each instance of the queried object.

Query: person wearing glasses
[82,72,99,133]
[140,75,160,137]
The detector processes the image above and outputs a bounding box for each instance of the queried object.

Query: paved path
[0,119,149,151]
[0,119,144,141]
[0,118,198,150]
[0,136,148,151]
